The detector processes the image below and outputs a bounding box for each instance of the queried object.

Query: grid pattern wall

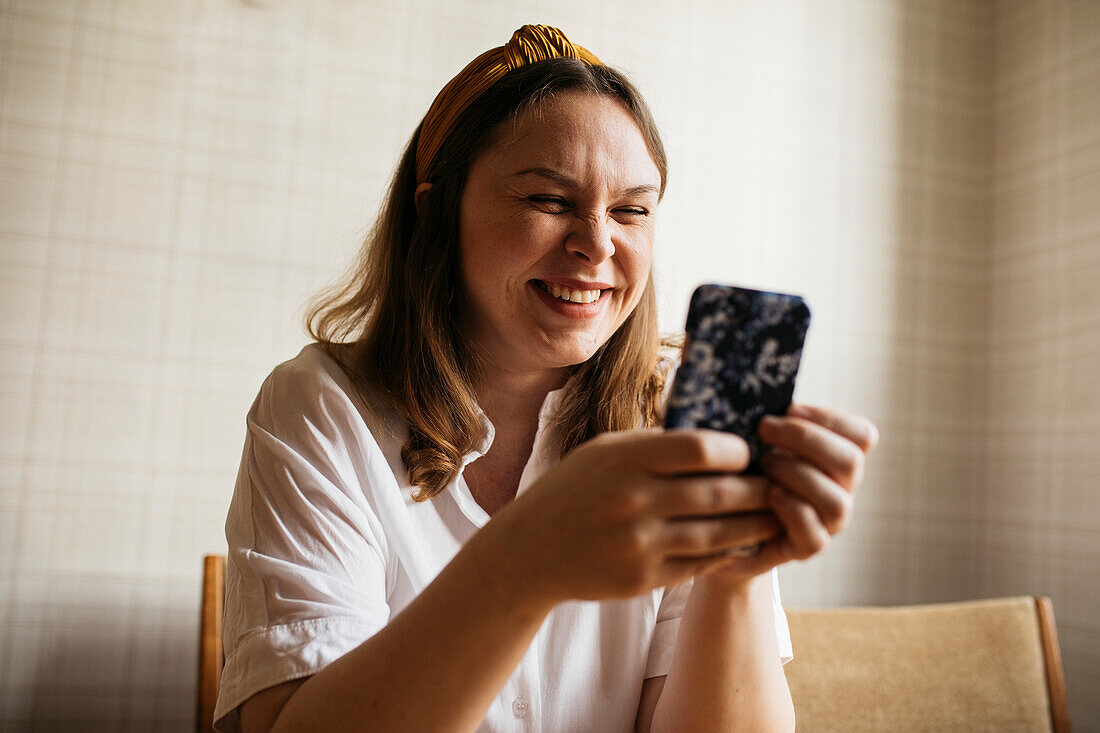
[0,0,1094,730]
[985,1,1100,726]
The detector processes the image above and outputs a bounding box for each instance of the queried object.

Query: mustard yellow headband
[415,24,602,184]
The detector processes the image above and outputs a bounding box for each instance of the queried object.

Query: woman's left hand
[704,403,879,584]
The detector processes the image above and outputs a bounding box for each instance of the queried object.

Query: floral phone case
[664,284,811,476]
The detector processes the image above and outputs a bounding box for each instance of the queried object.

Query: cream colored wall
[984,0,1100,722]
[0,0,1095,730]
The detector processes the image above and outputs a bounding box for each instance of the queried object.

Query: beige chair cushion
[784,597,1053,732]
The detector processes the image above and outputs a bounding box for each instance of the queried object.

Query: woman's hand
[477,429,783,611]
[700,403,879,586]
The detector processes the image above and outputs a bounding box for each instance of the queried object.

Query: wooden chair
[197,554,225,733]
[197,555,1070,732]
[784,596,1071,732]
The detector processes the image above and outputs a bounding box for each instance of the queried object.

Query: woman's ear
[414,182,433,215]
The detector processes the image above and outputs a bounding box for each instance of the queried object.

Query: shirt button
[511,698,529,718]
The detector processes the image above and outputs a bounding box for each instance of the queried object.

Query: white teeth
[540,282,602,304]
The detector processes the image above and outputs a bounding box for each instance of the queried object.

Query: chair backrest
[783,596,1071,732]
[195,559,1070,733]
[197,555,225,733]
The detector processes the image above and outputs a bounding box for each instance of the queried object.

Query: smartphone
[664,284,811,476]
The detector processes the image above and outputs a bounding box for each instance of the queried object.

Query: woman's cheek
[618,234,653,275]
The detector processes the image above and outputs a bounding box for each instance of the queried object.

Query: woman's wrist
[464,511,561,619]
[690,567,768,605]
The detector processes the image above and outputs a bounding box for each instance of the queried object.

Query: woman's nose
[565,213,615,263]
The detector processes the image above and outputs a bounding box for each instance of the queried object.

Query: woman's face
[457,90,662,381]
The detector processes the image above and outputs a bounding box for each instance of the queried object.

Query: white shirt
[214,343,793,732]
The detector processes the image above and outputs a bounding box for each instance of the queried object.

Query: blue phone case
[664,284,811,475]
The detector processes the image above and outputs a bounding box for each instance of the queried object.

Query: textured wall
[984,0,1100,724]
[0,0,1095,730]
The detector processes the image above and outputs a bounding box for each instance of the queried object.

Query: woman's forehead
[480,92,661,188]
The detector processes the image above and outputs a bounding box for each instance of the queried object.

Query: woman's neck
[465,367,569,515]
[473,365,569,433]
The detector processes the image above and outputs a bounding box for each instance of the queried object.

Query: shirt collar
[462,384,569,465]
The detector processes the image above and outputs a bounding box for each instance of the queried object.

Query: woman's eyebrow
[511,166,659,198]
[620,183,661,199]
[511,166,579,188]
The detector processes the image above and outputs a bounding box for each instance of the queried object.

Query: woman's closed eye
[527,195,571,213]
[527,196,651,221]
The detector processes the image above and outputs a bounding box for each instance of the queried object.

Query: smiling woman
[455,91,660,379]
[214,23,875,733]
[307,50,673,502]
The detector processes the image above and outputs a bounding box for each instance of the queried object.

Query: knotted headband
[414,24,602,184]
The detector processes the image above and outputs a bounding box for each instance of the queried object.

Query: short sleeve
[644,568,793,679]
[213,356,392,732]
[644,579,693,678]
[772,569,793,664]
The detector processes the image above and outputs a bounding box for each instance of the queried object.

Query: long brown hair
[306,59,671,500]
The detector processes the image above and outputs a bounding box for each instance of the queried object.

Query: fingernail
[787,404,811,418]
[759,415,778,431]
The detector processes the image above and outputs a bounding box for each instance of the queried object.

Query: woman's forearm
[269,525,554,733]
[649,573,795,733]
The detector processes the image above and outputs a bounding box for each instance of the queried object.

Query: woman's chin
[473,319,615,374]
[538,336,606,369]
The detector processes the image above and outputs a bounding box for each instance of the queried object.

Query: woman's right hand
[475,429,783,610]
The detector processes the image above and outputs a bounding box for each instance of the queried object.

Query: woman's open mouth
[530,280,610,318]
[535,280,605,304]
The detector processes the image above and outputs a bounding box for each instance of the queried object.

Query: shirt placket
[502,644,542,732]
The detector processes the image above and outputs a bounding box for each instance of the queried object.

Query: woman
[215,25,878,733]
